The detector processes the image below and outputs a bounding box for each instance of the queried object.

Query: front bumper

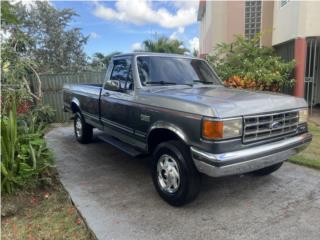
[191,132,312,177]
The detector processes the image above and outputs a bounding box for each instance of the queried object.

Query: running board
[97,133,143,157]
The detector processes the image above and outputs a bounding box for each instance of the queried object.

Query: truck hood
[139,85,307,118]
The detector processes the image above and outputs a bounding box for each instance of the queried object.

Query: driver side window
[105,58,133,91]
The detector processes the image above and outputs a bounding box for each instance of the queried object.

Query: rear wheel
[151,140,201,206]
[74,112,93,144]
[251,162,283,176]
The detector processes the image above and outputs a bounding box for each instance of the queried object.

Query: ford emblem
[270,121,281,129]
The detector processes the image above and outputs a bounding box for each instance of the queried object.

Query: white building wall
[272,1,320,45]
[199,1,228,55]
[198,1,246,55]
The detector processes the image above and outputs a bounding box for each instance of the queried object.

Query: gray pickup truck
[63,53,312,206]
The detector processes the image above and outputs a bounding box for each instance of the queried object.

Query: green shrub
[1,87,55,126]
[31,104,55,124]
[206,34,296,91]
[1,85,33,115]
[1,102,54,194]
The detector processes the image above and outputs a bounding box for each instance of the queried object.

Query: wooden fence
[32,71,106,122]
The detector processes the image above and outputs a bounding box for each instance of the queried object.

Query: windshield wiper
[145,81,177,85]
[193,80,213,84]
[146,81,194,87]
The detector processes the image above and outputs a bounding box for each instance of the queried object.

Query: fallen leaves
[67,206,75,216]
[1,186,94,240]
[30,196,39,205]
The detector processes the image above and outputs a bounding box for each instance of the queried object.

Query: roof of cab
[113,52,201,60]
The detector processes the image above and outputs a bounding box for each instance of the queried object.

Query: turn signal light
[202,118,243,140]
[202,120,224,139]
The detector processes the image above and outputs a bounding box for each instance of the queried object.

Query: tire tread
[152,140,201,206]
[74,112,93,144]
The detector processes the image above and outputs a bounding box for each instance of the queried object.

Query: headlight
[298,109,308,124]
[202,118,242,140]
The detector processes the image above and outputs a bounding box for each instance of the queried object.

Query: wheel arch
[70,97,81,113]
[147,121,189,153]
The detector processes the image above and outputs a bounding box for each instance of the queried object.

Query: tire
[151,140,201,206]
[74,112,93,144]
[251,162,283,176]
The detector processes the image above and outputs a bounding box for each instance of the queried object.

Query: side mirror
[105,80,121,91]
[105,80,132,92]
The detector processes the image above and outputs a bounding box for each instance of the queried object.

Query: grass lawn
[289,122,320,170]
[1,175,95,240]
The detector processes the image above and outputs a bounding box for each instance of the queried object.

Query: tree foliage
[1,1,42,106]
[1,2,55,116]
[1,1,19,25]
[1,3,56,194]
[89,51,121,70]
[12,1,88,73]
[206,34,296,91]
[139,36,189,54]
[1,1,89,109]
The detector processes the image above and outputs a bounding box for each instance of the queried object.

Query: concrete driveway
[46,126,320,240]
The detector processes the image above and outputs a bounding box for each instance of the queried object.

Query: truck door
[100,57,135,136]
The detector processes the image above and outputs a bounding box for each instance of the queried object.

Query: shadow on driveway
[46,126,320,240]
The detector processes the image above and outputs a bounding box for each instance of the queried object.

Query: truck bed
[63,83,102,122]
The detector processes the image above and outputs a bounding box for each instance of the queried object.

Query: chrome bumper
[191,133,312,177]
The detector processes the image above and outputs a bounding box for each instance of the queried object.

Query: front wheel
[250,162,283,176]
[74,112,93,144]
[151,140,201,206]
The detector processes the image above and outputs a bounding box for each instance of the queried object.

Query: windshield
[137,56,221,86]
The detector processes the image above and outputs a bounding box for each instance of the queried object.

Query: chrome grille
[243,111,299,143]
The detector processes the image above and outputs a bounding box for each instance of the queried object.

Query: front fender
[147,121,189,144]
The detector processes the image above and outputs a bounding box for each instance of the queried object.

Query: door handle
[102,92,110,97]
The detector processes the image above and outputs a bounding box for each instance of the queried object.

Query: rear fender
[71,97,81,113]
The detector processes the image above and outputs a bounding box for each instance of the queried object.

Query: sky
[50,0,200,57]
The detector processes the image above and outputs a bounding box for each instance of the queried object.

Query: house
[198,0,320,108]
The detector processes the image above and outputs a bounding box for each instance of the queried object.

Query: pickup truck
[63,53,312,206]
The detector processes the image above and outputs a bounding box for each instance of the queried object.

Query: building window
[280,0,289,8]
[245,0,262,39]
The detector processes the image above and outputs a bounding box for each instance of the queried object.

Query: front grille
[243,110,299,143]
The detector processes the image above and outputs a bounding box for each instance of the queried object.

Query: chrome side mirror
[105,80,121,91]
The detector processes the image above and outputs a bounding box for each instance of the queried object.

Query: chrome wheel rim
[75,117,82,138]
[157,154,180,194]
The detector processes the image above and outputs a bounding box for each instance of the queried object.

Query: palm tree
[90,51,121,69]
[141,36,189,54]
